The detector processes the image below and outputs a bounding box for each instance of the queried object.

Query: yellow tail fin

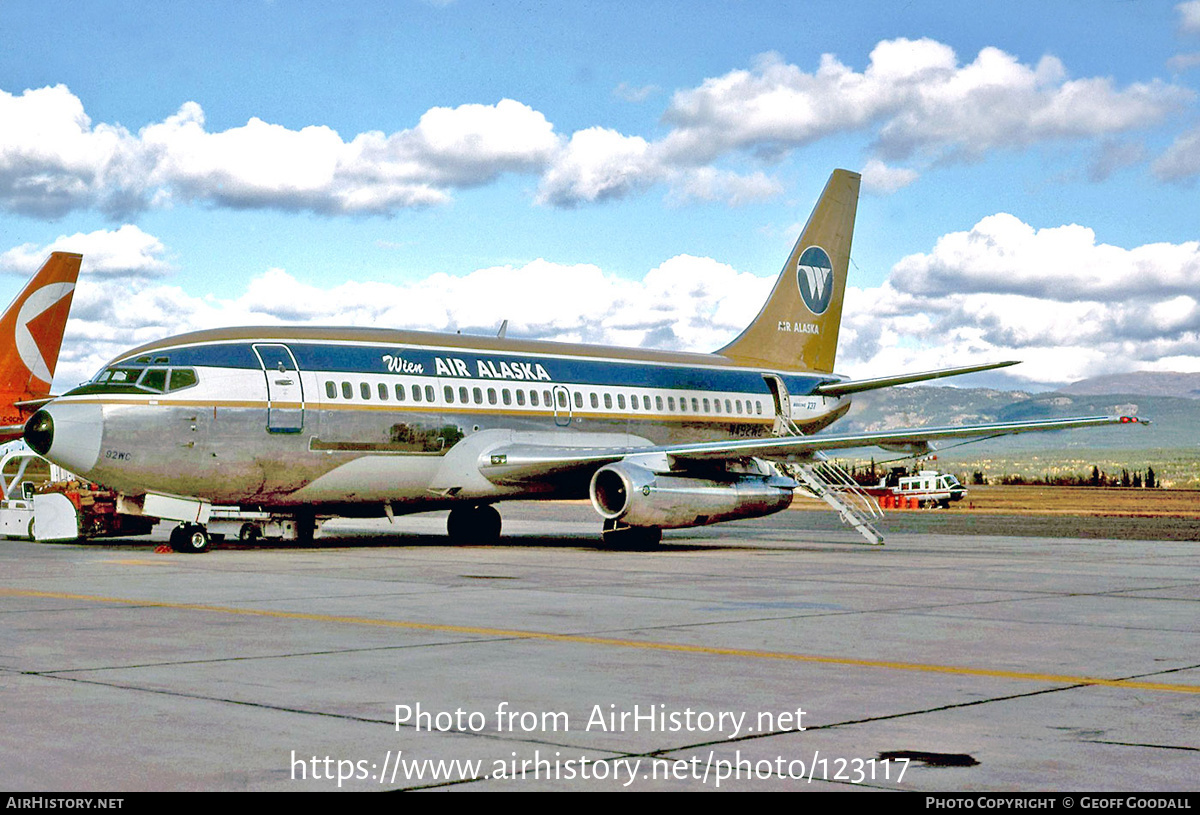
[718,169,859,373]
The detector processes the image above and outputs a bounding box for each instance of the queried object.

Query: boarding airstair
[774,415,885,546]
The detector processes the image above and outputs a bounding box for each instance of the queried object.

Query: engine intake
[589,461,793,529]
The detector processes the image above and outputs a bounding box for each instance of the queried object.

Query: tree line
[835,460,1160,489]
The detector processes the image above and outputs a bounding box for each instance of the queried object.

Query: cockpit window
[140,369,168,392]
[99,368,142,384]
[169,368,198,391]
[74,365,200,395]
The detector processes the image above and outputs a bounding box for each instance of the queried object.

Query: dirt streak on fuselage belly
[48,328,850,511]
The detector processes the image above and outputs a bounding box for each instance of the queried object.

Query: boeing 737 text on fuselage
[24,171,1145,552]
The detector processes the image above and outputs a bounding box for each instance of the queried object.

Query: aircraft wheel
[239,523,261,542]
[600,521,662,550]
[447,505,502,545]
[170,524,212,554]
[295,511,317,546]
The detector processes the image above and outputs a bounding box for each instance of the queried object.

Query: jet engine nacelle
[588,461,794,530]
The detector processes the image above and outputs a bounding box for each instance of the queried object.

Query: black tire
[601,522,662,550]
[295,511,317,546]
[447,505,502,545]
[169,524,211,554]
[239,523,261,542]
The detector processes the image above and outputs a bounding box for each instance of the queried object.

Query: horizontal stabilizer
[813,361,1020,397]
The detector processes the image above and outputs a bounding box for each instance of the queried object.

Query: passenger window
[361,382,370,400]
[604,393,613,409]
[326,381,337,399]
[530,391,539,407]
[168,369,198,392]
[473,387,483,404]
[573,392,582,408]
[736,400,743,414]
[488,388,497,405]
[412,384,422,402]
[643,395,650,411]
[378,383,388,401]
[459,387,469,403]
[656,396,663,411]
[395,384,405,401]
[703,398,710,412]
[516,390,525,406]
[713,398,720,414]
[756,401,763,415]
[444,386,454,403]
[342,382,352,399]
[692,398,700,412]
[590,393,599,409]
[679,397,687,412]
[725,399,732,413]
[425,385,435,402]
[668,397,676,411]
[502,389,512,406]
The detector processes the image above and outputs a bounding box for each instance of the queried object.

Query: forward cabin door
[253,343,305,433]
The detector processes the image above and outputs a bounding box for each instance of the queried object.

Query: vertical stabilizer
[0,252,81,436]
[718,170,859,373]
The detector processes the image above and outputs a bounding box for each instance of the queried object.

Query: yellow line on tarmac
[5,587,1198,695]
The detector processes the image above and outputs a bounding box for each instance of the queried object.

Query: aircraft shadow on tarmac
[37,529,866,553]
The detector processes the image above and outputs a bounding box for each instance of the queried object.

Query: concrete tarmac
[2,503,1197,792]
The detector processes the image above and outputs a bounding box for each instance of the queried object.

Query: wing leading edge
[480,415,1147,484]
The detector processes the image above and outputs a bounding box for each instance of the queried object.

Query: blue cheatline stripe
[110,340,833,395]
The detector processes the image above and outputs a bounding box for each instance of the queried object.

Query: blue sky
[1,0,1198,390]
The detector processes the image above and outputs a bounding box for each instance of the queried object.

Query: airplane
[22,171,1145,552]
[0,252,81,441]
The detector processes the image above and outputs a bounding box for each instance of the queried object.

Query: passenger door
[253,343,304,433]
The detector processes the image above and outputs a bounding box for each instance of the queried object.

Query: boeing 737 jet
[0,252,80,441]
[24,172,1144,551]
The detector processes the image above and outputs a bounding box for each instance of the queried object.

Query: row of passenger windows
[322,380,765,416]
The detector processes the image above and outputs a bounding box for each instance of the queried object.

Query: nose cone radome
[25,410,54,456]
[24,404,103,475]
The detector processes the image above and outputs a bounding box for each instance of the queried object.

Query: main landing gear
[447,504,502,545]
[168,523,212,554]
[600,519,662,549]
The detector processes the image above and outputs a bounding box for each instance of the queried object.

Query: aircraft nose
[24,404,103,475]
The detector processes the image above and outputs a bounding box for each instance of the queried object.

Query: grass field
[789,484,1200,540]
[792,484,1200,518]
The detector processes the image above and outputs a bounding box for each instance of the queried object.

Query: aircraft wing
[480,415,1146,484]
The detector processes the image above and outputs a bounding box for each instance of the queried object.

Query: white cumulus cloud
[2,87,562,217]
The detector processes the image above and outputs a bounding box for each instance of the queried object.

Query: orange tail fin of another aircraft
[0,252,81,440]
